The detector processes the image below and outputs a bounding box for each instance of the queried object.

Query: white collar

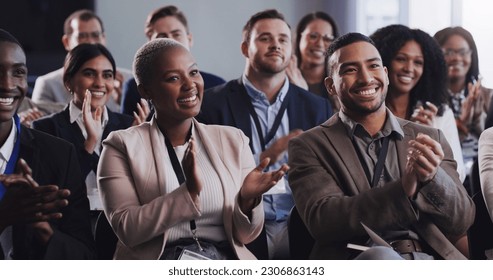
[69,101,109,126]
[0,119,18,173]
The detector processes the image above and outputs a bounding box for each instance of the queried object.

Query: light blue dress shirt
[242,75,294,222]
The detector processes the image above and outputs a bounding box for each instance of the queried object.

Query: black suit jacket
[10,127,95,259]
[197,78,333,145]
[32,106,133,179]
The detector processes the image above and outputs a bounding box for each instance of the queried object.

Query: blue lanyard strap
[0,115,22,200]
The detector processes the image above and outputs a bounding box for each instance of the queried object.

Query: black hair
[294,11,339,67]
[371,24,448,116]
[434,26,480,85]
[63,43,116,86]
[0,28,24,51]
[325,32,375,76]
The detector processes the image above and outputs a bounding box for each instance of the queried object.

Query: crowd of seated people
[3,3,493,260]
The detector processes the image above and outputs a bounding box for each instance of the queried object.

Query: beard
[340,88,387,117]
[252,56,289,75]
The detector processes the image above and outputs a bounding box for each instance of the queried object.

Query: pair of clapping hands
[0,159,68,244]
[403,133,444,197]
[181,137,290,215]
[81,90,150,154]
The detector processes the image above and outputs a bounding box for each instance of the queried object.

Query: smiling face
[388,40,424,95]
[325,41,388,120]
[299,19,334,67]
[67,54,114,110]
[139,46,203,125]
[242,18,292,75]
[441,34,471,82]
[0,42,27,122]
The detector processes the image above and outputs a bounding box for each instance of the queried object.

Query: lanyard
[162,126,204,250]
[244,90,290,152]
[352,136,390,188]
[0,115,22,200]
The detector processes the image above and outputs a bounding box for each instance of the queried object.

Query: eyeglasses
[73,31,104,41]
[305,32,335,44]
[443,48,472,58]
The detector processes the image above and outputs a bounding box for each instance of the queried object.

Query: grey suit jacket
[288,112,475,259]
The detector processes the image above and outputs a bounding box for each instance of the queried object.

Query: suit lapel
[228,79,253,141]
[15,129,37,259]
[322,116,372,193]
[148,118,167,197]
[58,107,86,146]
[102,111,121,141]
[286,87,302,130]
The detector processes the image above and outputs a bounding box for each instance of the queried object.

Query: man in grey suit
[31,9,132,113]
[288,33,474,260]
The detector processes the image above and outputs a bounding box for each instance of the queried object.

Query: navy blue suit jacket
[32,106,133,179]
[197,78,333,145]
[10,127,95,259]
[121,71,226,116]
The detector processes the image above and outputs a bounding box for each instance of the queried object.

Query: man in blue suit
[197,9,332,260]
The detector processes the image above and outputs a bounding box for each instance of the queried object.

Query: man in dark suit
[288,32,474,259]
[0,29,95,259]
[198,10,332,260]
[121,5,225,117]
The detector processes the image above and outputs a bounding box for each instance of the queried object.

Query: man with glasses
[31,9,132,113]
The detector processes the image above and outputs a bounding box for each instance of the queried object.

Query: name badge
[179,249,212,260]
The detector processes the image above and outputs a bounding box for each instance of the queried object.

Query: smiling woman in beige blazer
[97,38,288,260]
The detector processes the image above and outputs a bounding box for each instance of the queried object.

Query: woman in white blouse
[371,24,465,181]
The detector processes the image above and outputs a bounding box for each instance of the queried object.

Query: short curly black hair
[371,24,448,116]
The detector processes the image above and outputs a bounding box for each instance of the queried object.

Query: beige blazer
[288,113,475,259]
[97,118,263,259]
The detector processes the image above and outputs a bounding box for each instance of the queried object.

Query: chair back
[288,206,315,259]
[94,211,118,260]
[468,191,493,259]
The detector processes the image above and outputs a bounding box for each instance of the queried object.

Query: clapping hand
[460,79,481,124]
[286,55,309,90]
[0,159,70,243]
[182,137,202,203]
[82,89,103,154]
[132,98,151,126]
[411,101,438,126]
[260,129,303,166]
[239,157,289,214]
[402,133,444,197]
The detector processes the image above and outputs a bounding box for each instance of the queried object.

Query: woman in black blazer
[32,43,148,209]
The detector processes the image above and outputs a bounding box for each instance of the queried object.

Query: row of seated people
[2,5,493,260]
